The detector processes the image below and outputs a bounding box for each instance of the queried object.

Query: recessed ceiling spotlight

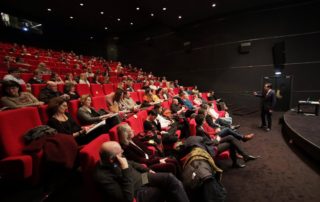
[136,7,140,11]
[70,16,74,19]
[80,3,84,6]
[117,18,121,21]
[150,13,154,17]
[104,27,108,30]
[162,7,167,11]
[212,3,216,8]
[178,15,182,19]
[130,22,134,26]
[47,8,52,12]
[100,11,104,15]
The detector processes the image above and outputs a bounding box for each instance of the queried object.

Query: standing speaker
[273,41,286,69]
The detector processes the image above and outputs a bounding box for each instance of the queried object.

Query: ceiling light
[117,18,121,21]
[80,3,84,6]
[47,8,52,12]
[136,7,140,11]
[178,15,182,19]
[22,27,29,32]
[70,16,74,19]
[130,22,134,26]
[104,27,108,30]
[90,36,94,40]
[100,11,104,15]
[162,7,167,11]
[212,3,216,7]
[150,13,154,17]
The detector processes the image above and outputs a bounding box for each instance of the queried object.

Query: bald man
[39,81,70,103]
[94,141,189,202]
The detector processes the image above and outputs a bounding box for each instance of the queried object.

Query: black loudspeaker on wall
[183,41,192,53]
[239,42,251,54]
[273,41,286,69]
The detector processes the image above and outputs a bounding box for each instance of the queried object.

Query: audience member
[1,80,44,109]
[28,69,44,84]
[94,141,189,202]
[39,81,70,103]
[47,97,99,145]
[3,67,25,85]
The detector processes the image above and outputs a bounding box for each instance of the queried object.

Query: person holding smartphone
[94,141,190,202]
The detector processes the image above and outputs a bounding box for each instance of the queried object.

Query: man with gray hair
[39,81,70,103]
[94,141,189,202]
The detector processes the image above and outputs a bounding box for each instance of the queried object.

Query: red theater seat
[126,115,144,136]
[133,83,143,91]
[76,84,91,96]
[0,107,43,183]
[31,84,47,98]
[91,96,108,111]
[108,122,127,142]
[129,92,140,103]
[79,134,110,202]
[57,83,65,94]
[68,100,80,125]
[189,118,197,136]
[103,84,114,95]
[90,84,104,97]
[38,104,49,124]
[20,73,33,83]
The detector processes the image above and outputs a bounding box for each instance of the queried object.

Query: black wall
[120,1,320,110]
[0,24,107,57]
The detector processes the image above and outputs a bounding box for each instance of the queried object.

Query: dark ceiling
[0,0,306,39]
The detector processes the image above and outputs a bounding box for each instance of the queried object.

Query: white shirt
[156,114,172,129]
[208,108,219,119]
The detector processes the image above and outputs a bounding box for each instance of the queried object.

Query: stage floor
[283,110,320,161]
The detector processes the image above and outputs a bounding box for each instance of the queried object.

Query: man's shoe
[265,128,271,132]
[259,125,267,129]
[242,133,255,142]
[244,155,260,162]
[232,162,246,168]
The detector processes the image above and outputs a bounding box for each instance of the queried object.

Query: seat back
[201,92,208,101]
[90,84,104,97]
[57,84,65,94]
[108,122,127,142]
[38,104,49,124]
[68,99,81,125]
[126,115,144,136]
[136,110,148,122]
[31,84,47,98]
[91,96,108,111]
[76,84,91,96]
[189,118,197,136]
[137,91,145,103]
[0,107,42,157]
[133,83,143,91]
[20,73,33,83]
[79,134,110,202]
[129,92,140,103]
[102,84,114,95]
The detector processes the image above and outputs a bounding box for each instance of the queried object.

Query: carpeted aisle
[219,112,320,202]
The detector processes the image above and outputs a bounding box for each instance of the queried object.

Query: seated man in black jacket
[94,141,189,202]
[39,81,70,103]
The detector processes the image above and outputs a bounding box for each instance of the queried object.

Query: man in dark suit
[254,83,277,131]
